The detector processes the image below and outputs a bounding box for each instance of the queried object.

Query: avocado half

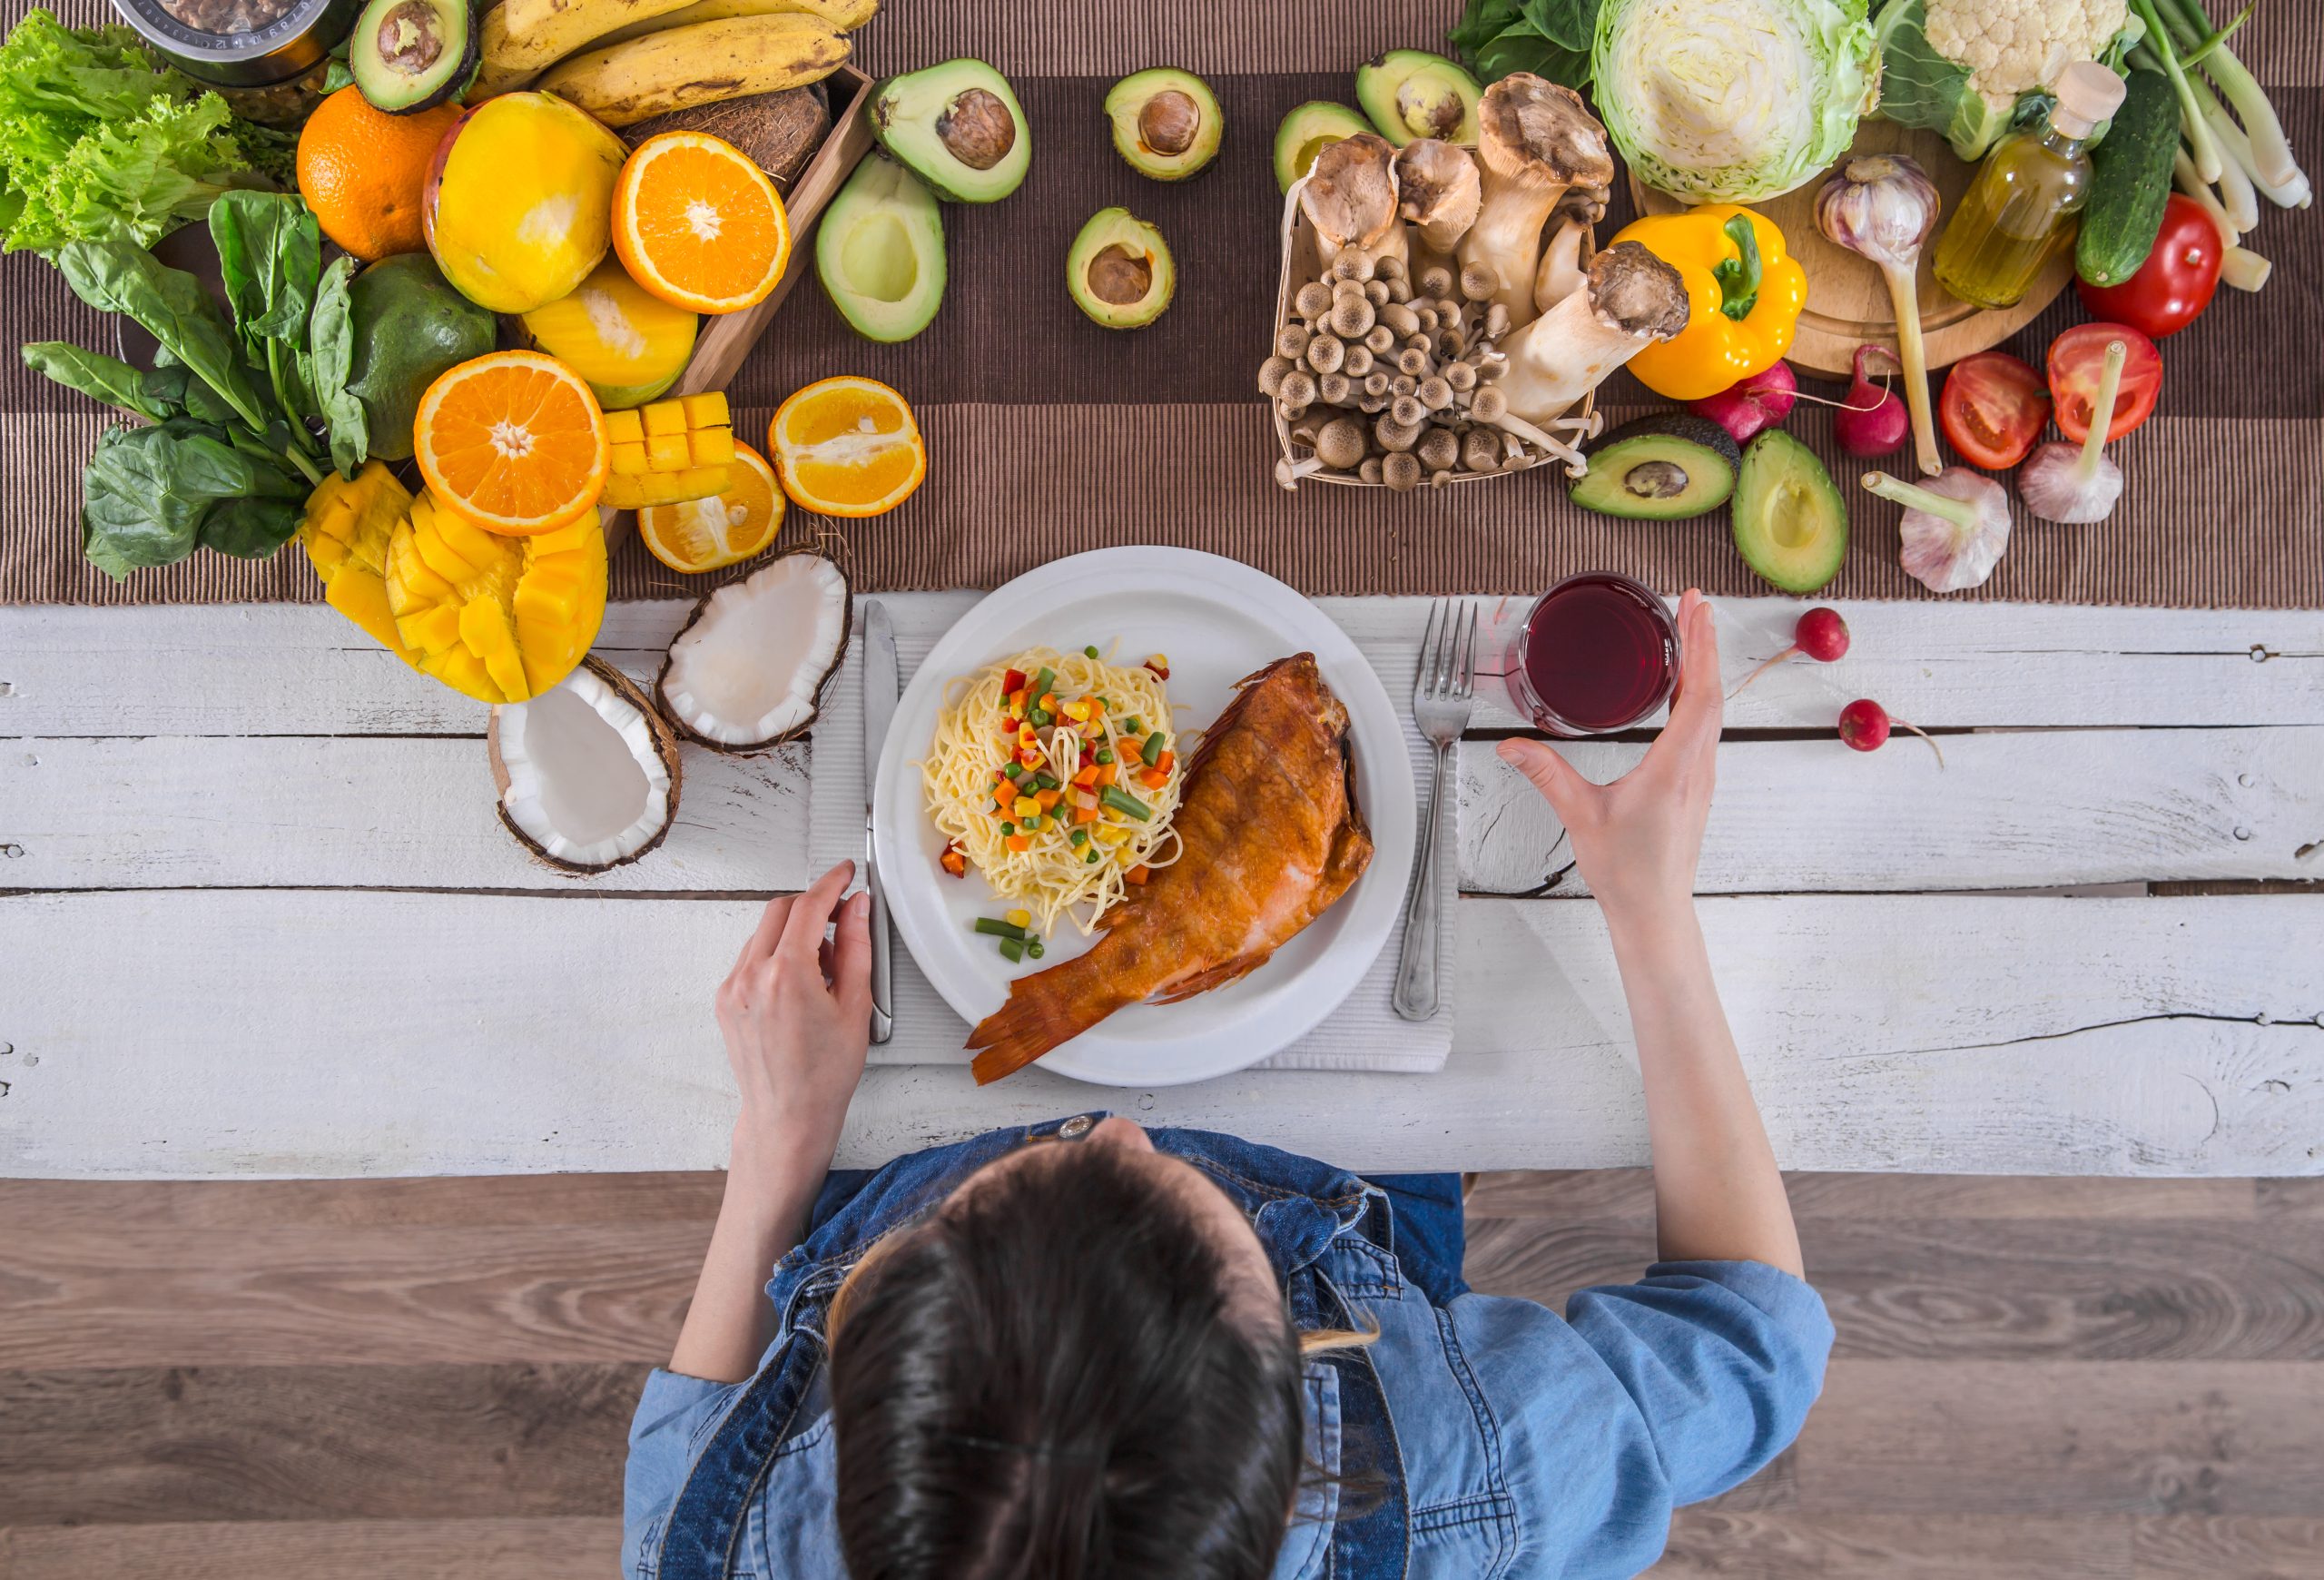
[1570,415,1741,521]
[350,0,477,114]
[1354,49,1482,147]
[1104,67,1223,182]
[817,153,947,343]
[1067,208,1174,330]
[871,58,1030,202]
[1273,101,1371,193]
[1733,430,1848,593]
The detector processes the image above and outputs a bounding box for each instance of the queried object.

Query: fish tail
[965,943,1144,1085]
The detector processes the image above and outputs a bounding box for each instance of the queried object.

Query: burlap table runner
[5,0,2319,607]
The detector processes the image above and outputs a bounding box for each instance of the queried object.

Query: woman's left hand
[715,860,873,1159]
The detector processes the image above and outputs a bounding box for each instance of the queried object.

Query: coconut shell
[655,548,852,755]
[487,655,685,874]
[619,85,832,191]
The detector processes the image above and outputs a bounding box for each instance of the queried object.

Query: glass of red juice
[1508,572,1681,736]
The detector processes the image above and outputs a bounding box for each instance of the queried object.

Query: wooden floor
[2,1170,2319,1579]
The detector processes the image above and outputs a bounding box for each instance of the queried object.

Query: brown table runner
[5,0,2319,607]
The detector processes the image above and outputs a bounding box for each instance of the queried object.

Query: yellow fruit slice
[413,351,611,537]
[612,132,791,314]
[384,490,608,704]
[766,375,927,518]
[638,442,784,573]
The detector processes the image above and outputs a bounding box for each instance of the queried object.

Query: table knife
[862,602,897,1043]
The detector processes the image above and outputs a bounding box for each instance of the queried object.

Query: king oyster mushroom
[1393,138,1482,271]
[488,657,681,874]
[1533,189,1598,312]
[657,550,852,752]
[1456,74,1614,331]
[1497,241,1690,429]
[1299,131,1408,271]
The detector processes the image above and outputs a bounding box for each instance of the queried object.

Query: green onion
[1032,667,1055,699]
[1084,645,1100,659]
[1101,785,1152,821]
[1034,771,1059,790]
[1095,748,1115,765]
[975,917,1028,940]
[1027,939,1045,959]
[1141,731,1166,766]
[999,937,1026,963]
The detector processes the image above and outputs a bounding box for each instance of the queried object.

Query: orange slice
[638,441,785,573]
[413,351,610,537]
[612,132,791,315]
[767,376,927,518]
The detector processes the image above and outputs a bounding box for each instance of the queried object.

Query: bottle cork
[2051,61,2129,138]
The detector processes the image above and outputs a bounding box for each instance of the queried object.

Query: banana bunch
[473,0,871,123]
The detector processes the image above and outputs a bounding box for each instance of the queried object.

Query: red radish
[1831,344,1909,458]
[1689,360,1797,444]
[1837,697,1945,767]
[1730,607,1851,696]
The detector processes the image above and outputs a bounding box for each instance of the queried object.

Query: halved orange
[638,441,785,573]
[413,351,610,537]
[613,132,791,315]
[767,376,927,518]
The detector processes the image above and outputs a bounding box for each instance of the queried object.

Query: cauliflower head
[1925,0,2130,98]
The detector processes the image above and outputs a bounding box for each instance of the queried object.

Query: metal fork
[1393,599,1475,1022]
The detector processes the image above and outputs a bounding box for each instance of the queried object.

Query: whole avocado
[343,253,496,459]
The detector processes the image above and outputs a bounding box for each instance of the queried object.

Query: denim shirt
[625,1118,1832,1579]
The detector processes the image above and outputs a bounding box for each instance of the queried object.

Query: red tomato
[2047,323,2163,443]
[2075,195,2223,339]
[1939,351,2050,469]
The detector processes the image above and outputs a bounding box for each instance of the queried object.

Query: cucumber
[2076,69,2180,288]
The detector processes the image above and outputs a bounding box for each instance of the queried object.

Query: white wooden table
[3,595,2319,1179]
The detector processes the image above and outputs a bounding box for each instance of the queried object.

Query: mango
[423,91,628,314]
[521,255,700,409]
[599,391,734,509]
[383,493,609,704]
[300,462,419,663]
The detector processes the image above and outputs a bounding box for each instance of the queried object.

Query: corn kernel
[1005,909,1031,929]
[1063,699,1092,722]
[1013,796,1039,820]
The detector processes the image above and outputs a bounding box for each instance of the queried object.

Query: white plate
[871,548,1416,1086]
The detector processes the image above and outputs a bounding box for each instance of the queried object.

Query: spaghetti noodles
[921,645,1185,935]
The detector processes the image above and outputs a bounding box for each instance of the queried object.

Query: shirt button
[1059,1114,1094,1139]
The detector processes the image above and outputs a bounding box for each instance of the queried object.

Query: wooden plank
[0,1172,726,1231]
[2132,1516,2324,1578]
[0,1518,621,1580]
[0,1224,705,1369]
[1463,1171,2261,1221]
[7,597,2321,739]
[1463,1218,2324,1362]
[1795,1361,2324,1516]
[3,736,812,893]
[1456,727,2324,895]
[3,891,2317,1177]
[0,1363,639,1525]
[1649,1512,2131,1578]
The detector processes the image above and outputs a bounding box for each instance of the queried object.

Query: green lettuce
[0,8,289,252]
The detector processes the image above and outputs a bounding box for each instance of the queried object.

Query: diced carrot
[1005,834,1030,853]
[1009,687,1028,710]
[1155,751,1174,774]
[1125,864,1150,884]
[1097,764,1118,786]
[1034,788,1061,810]
[1073,805,1098,825]
[940,847,967,877]
[1071,765,1099,788]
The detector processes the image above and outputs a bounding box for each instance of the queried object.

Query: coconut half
[488,656,683,874]
[656,550,852,752]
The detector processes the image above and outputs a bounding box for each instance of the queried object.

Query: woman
[625,591,1830,1579]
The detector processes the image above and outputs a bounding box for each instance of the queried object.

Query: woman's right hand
[1496,589,1721,927]
[715,860,873,1161]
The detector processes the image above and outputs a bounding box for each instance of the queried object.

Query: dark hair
[828,1141,1304,1580]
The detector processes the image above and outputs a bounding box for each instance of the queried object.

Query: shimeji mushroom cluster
[1264,75,1695,491]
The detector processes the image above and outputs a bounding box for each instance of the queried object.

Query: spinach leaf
[1450,0,1526,65]
[141,360,192,412]
[308,253,368,479]
[21,341,174,421]
[199,491,305,558]
[54,238,270,435]
[1521,0,1600,53]
[1478,19,1591,86]
[80,418,266,578]
[1451,0,1597,85]
[210,189,319,349]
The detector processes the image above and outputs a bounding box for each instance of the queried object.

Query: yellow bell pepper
[1609,205,1807,402]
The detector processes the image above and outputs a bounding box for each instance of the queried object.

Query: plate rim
[870,548,1417,1086]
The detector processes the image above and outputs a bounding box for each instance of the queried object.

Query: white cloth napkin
[811,600,1456,1074]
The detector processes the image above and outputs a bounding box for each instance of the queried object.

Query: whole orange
[296,88,461,262]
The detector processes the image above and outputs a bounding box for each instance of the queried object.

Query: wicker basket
[1269,173,1600,491]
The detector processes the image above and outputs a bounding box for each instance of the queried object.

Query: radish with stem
[1731,606,1850,696]
[1838,697,1944,768]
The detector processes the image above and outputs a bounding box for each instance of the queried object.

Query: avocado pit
[375,0,444,73]
[1622,459,1690,499]
[1138,90,1201,155]
[937,87,1016,170]
[1087,245,1153,306]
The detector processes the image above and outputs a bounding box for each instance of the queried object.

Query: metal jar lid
[109,0,360,89]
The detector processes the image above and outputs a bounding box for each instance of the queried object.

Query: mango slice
[301,462,420,663]
[600,391,734,509]
[384,491,608,705]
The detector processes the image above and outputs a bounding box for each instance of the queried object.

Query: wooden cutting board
[1630,121,2072,377]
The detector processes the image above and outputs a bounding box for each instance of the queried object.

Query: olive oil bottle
[1934,63,2128,310]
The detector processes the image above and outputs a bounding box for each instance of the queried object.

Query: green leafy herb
[79,418,260,576]
[1452,0,1600,87]
[0,9,290,252]
[211,190,320,349]
[197,489,305,559]
[308,255,369,479]
[19,341,172,421]
[53,238,271,437]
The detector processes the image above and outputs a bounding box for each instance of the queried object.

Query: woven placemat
[5,0,2319,607]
